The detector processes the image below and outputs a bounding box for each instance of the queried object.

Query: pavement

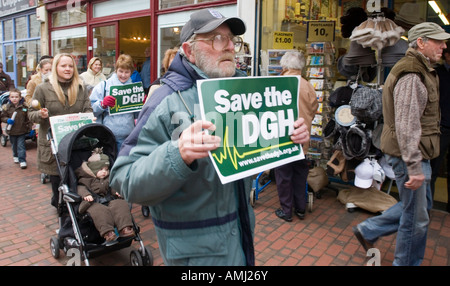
[1,139,449,268]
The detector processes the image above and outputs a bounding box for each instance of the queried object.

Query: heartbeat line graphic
[112,104,142,113]
[212,126,294,170]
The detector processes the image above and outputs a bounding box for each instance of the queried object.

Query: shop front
[254,0,449,209]
[0,0,41,90]
[42,0,238,84]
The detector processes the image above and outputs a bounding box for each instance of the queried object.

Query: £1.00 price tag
[273,31,294,49]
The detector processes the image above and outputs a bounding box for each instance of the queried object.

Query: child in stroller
[49,123,152,266]
[75,147,135,244]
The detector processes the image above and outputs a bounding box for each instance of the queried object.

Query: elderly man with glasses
[111,8,310,266]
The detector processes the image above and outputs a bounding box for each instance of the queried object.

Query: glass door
[91,23,118,78]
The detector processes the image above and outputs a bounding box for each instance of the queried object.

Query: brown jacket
[1,98,32,136]
[381,48,440,175]
[28,81,93,175]
[25,73,43,105]
[280,69,319,153]
[0,72,13,92]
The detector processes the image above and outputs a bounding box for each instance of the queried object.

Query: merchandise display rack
[304,41,335,170]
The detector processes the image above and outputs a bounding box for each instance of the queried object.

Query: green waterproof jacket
[110,56,254,266]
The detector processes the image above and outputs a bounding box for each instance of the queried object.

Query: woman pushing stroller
[75,147,135,243]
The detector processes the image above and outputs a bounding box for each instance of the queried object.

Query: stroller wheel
[130,247,153,266]
[1,134,7,147]
[130,249,143,266]
[142,247,153,266]
[50,236,61,259]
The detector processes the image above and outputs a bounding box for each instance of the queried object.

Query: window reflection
[4,20,13,41]
[16,40,41,88]
[29,14,40,38]
[160,0,221,9]
[52,7,87,27]
[51,27,88,73]
[15,17,28,39]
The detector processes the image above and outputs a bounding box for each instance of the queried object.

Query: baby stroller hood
[56,123,117,191]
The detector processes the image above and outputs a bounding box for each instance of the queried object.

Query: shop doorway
[119,17,151,74]
[89,16,150,78]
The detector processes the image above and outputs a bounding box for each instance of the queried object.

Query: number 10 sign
[307,21,335,42]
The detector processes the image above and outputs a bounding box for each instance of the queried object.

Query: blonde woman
[29,53,93,208]
[79,57,106,89]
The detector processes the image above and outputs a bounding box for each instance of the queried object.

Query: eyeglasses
[192,34,243,53]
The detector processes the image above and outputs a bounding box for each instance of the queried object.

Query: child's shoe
[103,230,117,241]
[20,162,27,169]
[119,226,135,238]
[13,157,19,163]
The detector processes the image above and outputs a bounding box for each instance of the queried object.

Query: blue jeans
[357,154,432,266]
[10,134,26,163]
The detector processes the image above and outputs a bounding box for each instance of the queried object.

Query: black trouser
[430,125,450,210]
[274,159,309,215]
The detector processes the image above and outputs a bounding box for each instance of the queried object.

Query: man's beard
[194,47,236,78]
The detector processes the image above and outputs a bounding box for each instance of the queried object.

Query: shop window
[5,45,14,73]
[51,27,87,72]
[93,0,149,18]
[52,7,86,27]
[15,40,41,88]
[93,25,117,76]
[29,14,40,38]
[15,17,28,40]
[159,26,181,62]
[160,0,227,9]
[4,19,13,41]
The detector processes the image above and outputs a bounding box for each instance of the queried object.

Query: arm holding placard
[89,81,110,123]
[177,117,310,167]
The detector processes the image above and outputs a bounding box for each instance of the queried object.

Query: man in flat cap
[353,22,450,266]
[111,8,310,266]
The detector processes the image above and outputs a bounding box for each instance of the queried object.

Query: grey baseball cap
[180,8,246,43]
[408,22,450,42]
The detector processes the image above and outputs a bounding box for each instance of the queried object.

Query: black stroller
[48,123,152,266]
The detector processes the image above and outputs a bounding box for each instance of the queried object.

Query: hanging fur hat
[340,7,368,38]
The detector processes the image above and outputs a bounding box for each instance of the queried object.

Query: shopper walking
[25,58,53,105]
[1,88,33,169]
[28,53,93,208]
[274,51,318,222]
[140,47,151,95]
[353,22,450,266]
[89,54,139,151]
[79,57,107,89]
[0,62,13,93]
[431,42,450,213]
